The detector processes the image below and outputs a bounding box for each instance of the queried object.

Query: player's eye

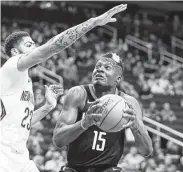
[105,65,112,70]
[25,42,35,47]
[26,43,31,47]
[95,64,101,69]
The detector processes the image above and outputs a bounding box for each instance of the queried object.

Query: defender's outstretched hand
[45,84,64,108]
[95,4,127,26]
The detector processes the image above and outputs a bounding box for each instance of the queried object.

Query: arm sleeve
[0,55,29,95]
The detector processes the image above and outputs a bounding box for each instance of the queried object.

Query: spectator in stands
[33,155,45,172]
[59,149,68,167]
[45,151,62,172]
[166,141,181,156]
[124,52,134,71]
[79,72,92,85]
[33,132,44,145]
[133,49,141,64]
[164,155,176,171]
[158,74,174,95]
[143,58,158,76]
[172,15,183,37]
[51,108,61,125]
[143,158,157,172]
[133,13,140,38]
[167,164,179,172]
[132,61,144,77]
[180,99,183,109]
[160,103,177,122]
[147,75,164,94]
[75,49,94,67]
[156,149,165,165]
[119,79,139,99]
[156,163,166,172]
[28,135,44,157]
[62,56,79,88]
[45,59,57,73]
[56,57,68,76]
[137,73,153,99]
[173,80,183,95]
[178,156,183,172]
[144,101,161,121]
[118,146,145,171]
[34,87,45,109]
[139,82,153,100]
[137,73,147,88]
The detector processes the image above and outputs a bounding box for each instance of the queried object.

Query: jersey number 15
[92,131,106,151]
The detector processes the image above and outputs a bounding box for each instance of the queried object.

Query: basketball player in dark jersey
[53,53,153,172]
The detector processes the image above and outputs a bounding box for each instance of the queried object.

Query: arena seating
[1,2,183,172]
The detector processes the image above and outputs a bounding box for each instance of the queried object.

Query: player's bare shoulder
[120,91,140,109]
[119,91,135,103]
[63,85,87,109]
[120,91,143,119]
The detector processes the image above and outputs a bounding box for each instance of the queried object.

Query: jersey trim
[88,84,120,100]
[79,85,88,111]
[0,99,6,120]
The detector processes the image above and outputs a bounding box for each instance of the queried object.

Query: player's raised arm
[17,4,127,71]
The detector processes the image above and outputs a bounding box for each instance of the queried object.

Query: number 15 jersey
[67,85,125,168]
[0,55,34,154]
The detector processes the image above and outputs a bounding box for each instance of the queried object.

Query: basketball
[98,94,130,132]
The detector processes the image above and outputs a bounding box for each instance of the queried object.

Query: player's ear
[116,75,122,84]
[11,48,19,56]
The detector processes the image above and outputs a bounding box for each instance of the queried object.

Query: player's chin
[93,80,107,86]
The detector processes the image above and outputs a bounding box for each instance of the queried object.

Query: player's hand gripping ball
[97,94,134,132]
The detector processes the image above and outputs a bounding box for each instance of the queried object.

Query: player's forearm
[53,120,85,148]
[19,17,98,71]
[31,104,53,125]
[131,122,153,157]
[47,17,98,54]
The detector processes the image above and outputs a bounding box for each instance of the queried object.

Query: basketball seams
[99,98,123,127]
[107,102,124,131]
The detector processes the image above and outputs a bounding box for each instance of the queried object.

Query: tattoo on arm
[48,18,96,53]
[42,109,50,114]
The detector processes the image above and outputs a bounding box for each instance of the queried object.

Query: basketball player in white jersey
[0,4,127,172]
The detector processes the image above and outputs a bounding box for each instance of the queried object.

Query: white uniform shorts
[0,143,39,172]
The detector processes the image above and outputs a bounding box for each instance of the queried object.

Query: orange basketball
[98,94,130,132]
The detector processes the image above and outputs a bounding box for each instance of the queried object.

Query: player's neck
[92,84,117,99]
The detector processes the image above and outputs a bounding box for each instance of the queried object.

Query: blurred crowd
[1,2,183,172]
[118,142,183,172]
[2,19,183,97]
[144,101,177,122]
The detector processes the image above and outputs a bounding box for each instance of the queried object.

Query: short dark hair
[4,31,30,57]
